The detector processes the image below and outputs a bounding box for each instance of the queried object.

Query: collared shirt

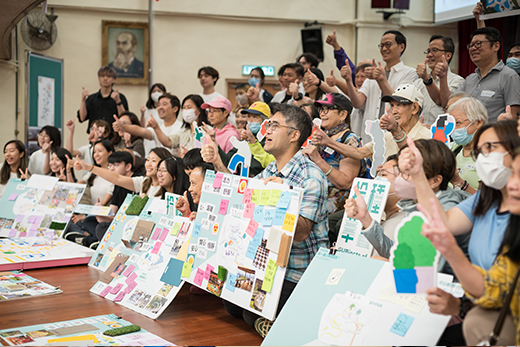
[416,68,465,125]
[457,60,520,122]
[358,61,417,127]
[77,89,128,133]
[256,150,329,283]
[271,83,306,104]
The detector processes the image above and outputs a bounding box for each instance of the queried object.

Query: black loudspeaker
[301,27,324,62]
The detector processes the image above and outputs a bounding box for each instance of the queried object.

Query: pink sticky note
[30,224,38,231]
[123,265,135,277]
[19,232,27,237]
[159,228,169,242]
[99,285,112,297]
[243,203,255,219]
[151,241,162,255]
[15,215,24,223]
[12,274,26,277]
[245,219,259,238]
[151,227,161,241]
[242,189,253,204]
[194,268,205,286]
[8,229,17,237]
[8,193,18,201]
[204,264,214,280]
[113,291,126,302]
[126,272,137,284]
[219,199,229,215]
[213,173,223,188]
[110,283,123,294]
[125,281,137,293]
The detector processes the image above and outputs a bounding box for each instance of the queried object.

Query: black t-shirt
[110,173,138,209]
[77,89,128,133]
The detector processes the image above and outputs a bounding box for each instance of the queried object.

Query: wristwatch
[294,92,303,101]
[423,77,433,86]
[117,101,123,105]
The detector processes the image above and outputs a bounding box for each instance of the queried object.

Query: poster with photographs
[0,177,85,238]
[181,170,302,320]
[0,271,62,301]
[89,195,193,319]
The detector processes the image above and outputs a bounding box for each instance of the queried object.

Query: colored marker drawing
[217,215,249,267]
[389,212,440,293]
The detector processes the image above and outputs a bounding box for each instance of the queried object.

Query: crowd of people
[2,7,520,343]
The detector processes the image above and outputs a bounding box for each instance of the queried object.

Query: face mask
[476,152,511,190]
[451,122,474,146]
[248,77,261,87]
[236,94,248,106]
[151,91,163,103]
[248,121,262,135]
[393,176,417,200]
[182,109,198,124]
[506,57,520,74]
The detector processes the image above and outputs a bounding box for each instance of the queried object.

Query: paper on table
[27,174,59,190]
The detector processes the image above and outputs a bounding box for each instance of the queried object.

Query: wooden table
[0,265,263,346]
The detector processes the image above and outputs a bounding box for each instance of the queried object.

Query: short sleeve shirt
[77,90,128,132]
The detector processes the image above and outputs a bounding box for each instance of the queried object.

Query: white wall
[0,0,458,161]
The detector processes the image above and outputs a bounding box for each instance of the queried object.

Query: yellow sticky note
[269,189,282,206]
[261,258,277,293]
[170,222,182,236]
[47,335,99,344]
[282,213,296,232]
[181,262,192,278]
[259,190,271,206]
[251,189,261,204]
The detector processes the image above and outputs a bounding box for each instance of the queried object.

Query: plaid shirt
[256,150,329,283]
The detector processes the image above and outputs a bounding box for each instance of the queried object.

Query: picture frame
[102,20,149,85]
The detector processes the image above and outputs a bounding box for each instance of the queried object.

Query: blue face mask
[506,57,520,74]
[248,77,261,87]
[248,121,262,135]
[451,122,474,146]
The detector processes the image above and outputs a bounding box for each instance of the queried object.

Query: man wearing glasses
[415,35,464,125]
[439,27,520,122]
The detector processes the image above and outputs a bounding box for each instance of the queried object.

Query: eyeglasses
[423,48,449,55]
[156,168,168,173]
[37,133,50,139]
[265,121,298,132]
[376,165,400,178]
[454,119,470,126]
[471,141,505,161]
[466,40,494,50]
[107,163,121,169]
[378,41,394,50]
[318,105,342,115]
[206,108,223,115]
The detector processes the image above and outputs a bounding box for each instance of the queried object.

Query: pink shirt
[206,123,240,153]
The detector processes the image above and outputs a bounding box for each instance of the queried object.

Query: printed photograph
[250,278,267,312]
[235,266,255,292]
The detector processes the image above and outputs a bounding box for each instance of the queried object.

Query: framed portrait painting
[102,21,149,85]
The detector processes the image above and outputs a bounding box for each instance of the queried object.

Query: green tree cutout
[394,215,437,268]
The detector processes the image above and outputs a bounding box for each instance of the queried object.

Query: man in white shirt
[415,35,464,125]
[270,63,306,104]
[198,66,224,103]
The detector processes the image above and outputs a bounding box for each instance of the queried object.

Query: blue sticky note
[193,222,202,238]
[253,206,264,223]
[252,228,264,245]
[276,192,292,209]
[273,208,287,226]
[205,170,216,183]
[160,258,184,287]
[246,241,258,260]
[226,273,237,292]
[390,313,414,337]
[263,208,275,226]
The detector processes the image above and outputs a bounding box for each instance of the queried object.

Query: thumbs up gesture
[112,114,123,133]
[398,137,424,177]
[176,191,192,217]
[498,105,514,121]
[201,133,219,164]
[433,55,449,79]
[364,59,377,79]
[417,59,429,81]
[340,59,353,82]
[111,89,121,103]
[379,104,397,132]
[326,69,337,87]
[373,61,386,82]
[81,87,89,100]
[247,83,261,102]
[345,185,373,228]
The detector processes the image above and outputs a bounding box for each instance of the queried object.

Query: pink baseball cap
[201,96,232,113]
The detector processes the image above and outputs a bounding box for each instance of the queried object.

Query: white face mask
[151,91,163,103]
[182,109,198,124]
[475,152,511,190]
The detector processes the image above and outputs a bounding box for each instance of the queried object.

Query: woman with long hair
[28,125,61,175]
[0,140,27,199]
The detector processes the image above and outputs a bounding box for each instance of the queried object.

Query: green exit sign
[242,65,275,76]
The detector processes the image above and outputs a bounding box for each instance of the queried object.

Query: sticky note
[15,215,25,223]
[123,265,135,277]
[276,191,292,209]
[181,262,192,278]
[390,313,414,337]
[251,189,261,204]
[204,264,214,280]
[219,199,229,215]
[194,268,205,286]
[193,223,202,237]
[218,266,227,281]
[151,241,162,254]
[263,208,275,226]
[213,173,223,188]
[170,223,181,236]
[273,208,286,226]
[27,216,36,223]
[267,228,283,253]
[160,258,184,287]
[99,285,112,297]
[27,230,36,237]
[268,189,282,206]
[262,259,277,293]
[245,219,259,238]
[253,205,264,222]
[8,229,17,237]
[113,291,126,302]
[282,213,296,232]
[159,228,169,242]
[8,193,18,201]
[259,189,271,206]
[226,273,237,292]
[252,228,265,245]
[125,281,137,293]
[110,283,123,294]
[242,188,253,204]
[19,232,27,237]
[243,203,255,219]
[126,272,138,284]
[151,228,161,241]
[246,241,259,260]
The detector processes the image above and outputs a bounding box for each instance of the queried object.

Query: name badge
[324,147,334,155]
[465,164,476,170]
[481,90,495,97]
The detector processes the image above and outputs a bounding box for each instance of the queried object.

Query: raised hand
[497,105,514,121]
[418,198,457,256]
[41,140,53,153]
[373,61,385,82]
[345,185,372,227]
[325,30,340,50]
[239,125,255,143]
[417,59,429,81]
[112,114,123,133]
[81,87,89,100]
[302,143,321,163]
[66,119,75,133]
[58,167,67,181]
[200,134,219,164]
[175,191,191,217]
[65,154,74,171]
[246,83,261,101]
[19,168,30,179]
[303,69,319,89]
[146,114,159,129]
[433,55,449,79]
[364,59,377,80]
[202,122,216,142]
[398,137,424,177]
[472,2,484,20]
[288,82,300,98]
[379,105,397,131]
[124,132,132,146]
[311,125,331,147]
[111,89,121,103]
[74,155,90,171]
[326,69,337,87]
[140,106,146,116]
[340,59,353,82]
[178,145,189,159]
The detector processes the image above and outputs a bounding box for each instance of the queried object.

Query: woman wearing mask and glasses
[171,94,207,158]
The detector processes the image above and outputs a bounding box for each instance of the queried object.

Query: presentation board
[0,270,62,301]
[182,171,302,321]
[263,248,452,346]
[89,195,192,319]
[0,314,173,346]
[0,176,85,238]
